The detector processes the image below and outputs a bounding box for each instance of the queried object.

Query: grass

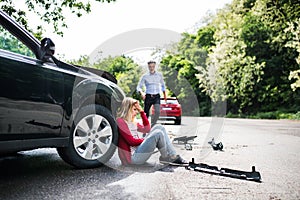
[226,111,300,120]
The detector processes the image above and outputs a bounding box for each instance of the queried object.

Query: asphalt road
[0,117,299,200]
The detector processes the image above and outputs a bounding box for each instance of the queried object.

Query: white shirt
[136,71,166,94]
[127,121,140,154]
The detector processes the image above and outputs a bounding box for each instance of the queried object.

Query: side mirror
[40,37,55,62]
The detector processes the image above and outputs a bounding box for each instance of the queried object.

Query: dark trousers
[144,94,160,126]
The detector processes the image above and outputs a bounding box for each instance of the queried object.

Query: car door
[0,25,64,140]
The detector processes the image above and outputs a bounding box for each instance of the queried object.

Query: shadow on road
[0,149,135,199]
[157,121,188,126]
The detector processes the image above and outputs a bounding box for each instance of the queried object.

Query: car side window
[0,25,35,58]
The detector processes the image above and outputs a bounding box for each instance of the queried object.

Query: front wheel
[57,105,118,168]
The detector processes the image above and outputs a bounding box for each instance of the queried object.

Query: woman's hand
[134,101,143,113]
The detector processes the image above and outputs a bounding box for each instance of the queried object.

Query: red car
[152,97,182,125]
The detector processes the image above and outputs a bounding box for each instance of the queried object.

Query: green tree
[243,0,300,112]
[161,54,210,116]
[69,55,90,66]
[285,18,300,91]
[0,26,35,57]
[0,0,115,38]
[197,0,300,114]
[94,56,142,96]
[177,26,214,66]
[160,25,216,116]
[198,3,265,113]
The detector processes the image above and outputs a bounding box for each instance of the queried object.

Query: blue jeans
[131,124,177,165]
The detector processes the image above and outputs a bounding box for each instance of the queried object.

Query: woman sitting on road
[117,97,187,166]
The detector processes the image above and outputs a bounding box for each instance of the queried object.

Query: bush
[226,111,300,120]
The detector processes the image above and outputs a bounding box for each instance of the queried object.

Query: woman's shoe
[159,155,188,166]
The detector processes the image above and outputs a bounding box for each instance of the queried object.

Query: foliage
[289,70,300,91]
[161,54,210,116]
[285,18,300,91]
[160,26,220,116]
[158,0,300,117]
[198,3,266,113]
[196,0,300,114]
[69,55,90,67]
[227,110,300,120]
[0,0,115,38]
[67,0,300,118]
[94,56,142,97]
[0,26,35,57]
[243,0,300,112]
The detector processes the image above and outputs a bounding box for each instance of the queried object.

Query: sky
[25,0,232,62]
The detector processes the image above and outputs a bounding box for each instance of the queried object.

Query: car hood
[54,58,125,101]
[77,65,117,84]
[54,58,116,83]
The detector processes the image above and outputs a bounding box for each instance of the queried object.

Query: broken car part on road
[186,158,262,182]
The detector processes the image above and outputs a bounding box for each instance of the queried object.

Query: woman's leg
[131,130,159,165]
[131,125,176,165]
[150,124,176,156]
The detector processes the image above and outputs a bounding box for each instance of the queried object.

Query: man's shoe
[159,155,188,166]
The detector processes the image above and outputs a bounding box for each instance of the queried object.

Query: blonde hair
[117,97,138,122]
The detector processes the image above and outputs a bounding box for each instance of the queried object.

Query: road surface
[0,117,299,199]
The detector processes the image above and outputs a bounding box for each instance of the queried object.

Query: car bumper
[159,111,181,117]
[158,116,178,120]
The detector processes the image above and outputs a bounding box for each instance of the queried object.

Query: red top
[117,111,151,165]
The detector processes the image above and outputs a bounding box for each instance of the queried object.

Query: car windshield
[0,25,35,58]
[161,99,178,104]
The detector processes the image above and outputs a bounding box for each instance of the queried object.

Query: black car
[0,10,125,168]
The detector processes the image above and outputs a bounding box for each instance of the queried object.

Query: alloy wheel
[73,114,113,160]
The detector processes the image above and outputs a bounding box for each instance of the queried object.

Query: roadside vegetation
[160,0,300,119]
[227,111,300,120]
[70,0,300,120]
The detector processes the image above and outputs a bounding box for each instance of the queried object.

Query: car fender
[71,77,124,116]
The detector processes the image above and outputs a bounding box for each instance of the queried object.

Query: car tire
[57,104,118,168]
[175,116,181,125]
